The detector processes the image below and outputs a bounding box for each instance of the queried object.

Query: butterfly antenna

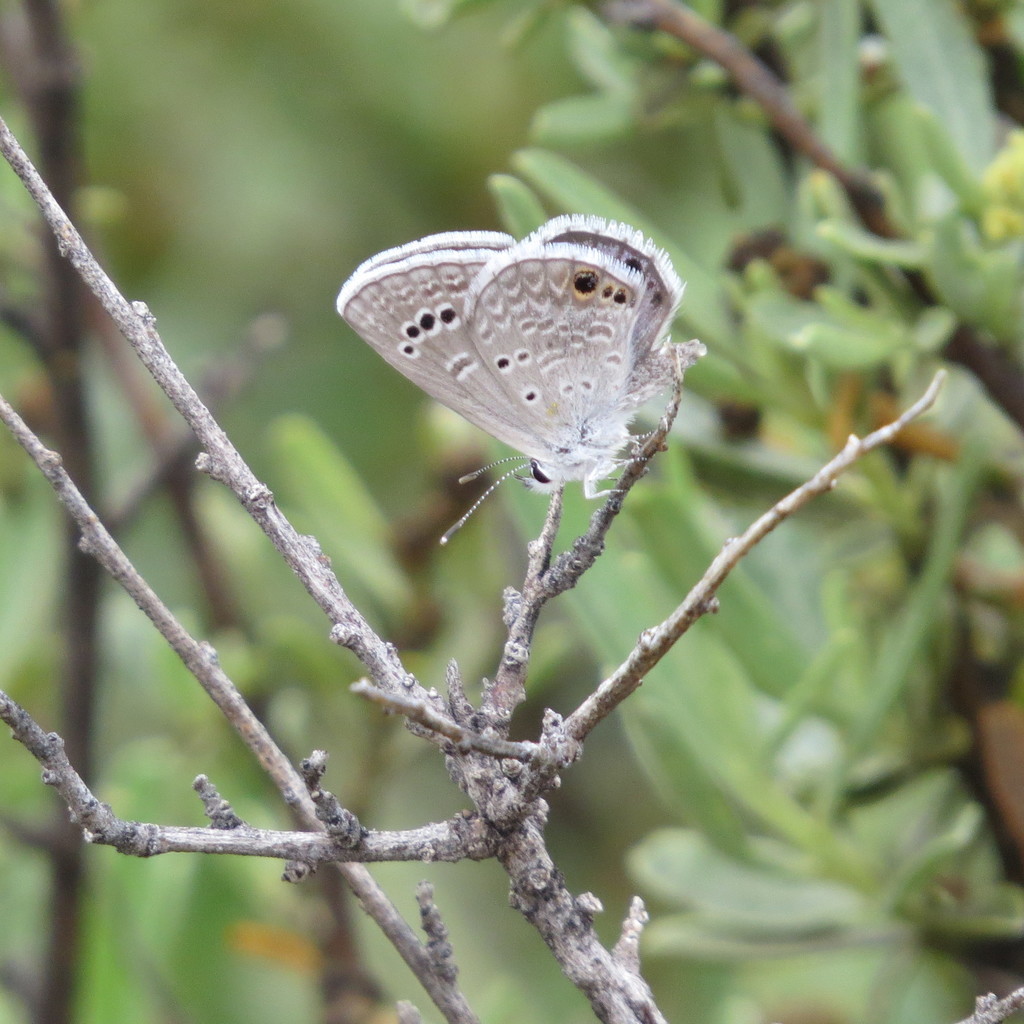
[440,463,527,545]
[456,454,527,485]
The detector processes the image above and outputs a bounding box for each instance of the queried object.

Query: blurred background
[3,0,1024,1022]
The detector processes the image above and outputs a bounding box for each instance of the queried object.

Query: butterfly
[337,214,702,503]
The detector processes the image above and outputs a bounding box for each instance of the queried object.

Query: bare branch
[563,371,947,745]
[0,113,423,704]
[481,484,564,722]
[397,1002,425,1024]
[611,897,649,973]
[351,680,540,761]
[956,989,1024,1024]
[416,882,458,984]
[0,381,478,1023]
[192,775,245,830]
[299,751,363,844]
[0,688,499,865]
[497,814,667,1024]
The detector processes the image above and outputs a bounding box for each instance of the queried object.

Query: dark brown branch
[604,0,886,229]
[0,6,94,1023]
[944,324,1024,440]
[606,0,1024,436]
[416,882,457,984]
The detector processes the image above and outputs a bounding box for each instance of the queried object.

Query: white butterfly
[337,214,702,499]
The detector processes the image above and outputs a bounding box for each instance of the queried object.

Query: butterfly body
[337,215,702,497]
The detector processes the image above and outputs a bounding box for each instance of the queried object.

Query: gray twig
[299,751,363,845]
[562,371,947,745]
[416,882,457,983]
[351,680,540,761]
[192,775,245,830]
[955,989,1024,1024]
[0,688,498,864]
[0,113,481,1024]
[611,897,649,972]
[397,1002,425,1024]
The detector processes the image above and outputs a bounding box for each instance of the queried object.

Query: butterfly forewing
[344,230,513,279]
[338,245,558,455]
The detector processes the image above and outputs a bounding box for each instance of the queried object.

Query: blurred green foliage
[4,1,1024,1023]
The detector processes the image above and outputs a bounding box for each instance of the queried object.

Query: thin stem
[351,680,540,761]
[0,109,486,1022]
[0,386,480,1024]
[563,371,947,745]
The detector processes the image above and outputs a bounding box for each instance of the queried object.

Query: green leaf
[868,0,996,172]
[487,174,547,237]
[816,219,926,268]
[921,884,1024,940]
[884,804,984,912]
[914,104,988,214]
[621,624,870,881]
[642,913,904,960]
[844,445,985,764]
[791,322,904,370]
[400,0,495,29]
[926,214,1024,340]
[743,289,909,369]
[913,306,957,353]
[530,93,636,147]
[630,450,818,697]
[817,0,863,164]
[564,6,637,95]
[630,829,868,934]
[0,475,59,687]
[862,92,943,223]
[265,414,410,622]
[713,107,792,229]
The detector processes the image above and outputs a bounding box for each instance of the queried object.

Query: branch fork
[0,104,950,1024]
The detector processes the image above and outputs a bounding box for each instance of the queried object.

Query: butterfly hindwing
[464,241,650,458]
